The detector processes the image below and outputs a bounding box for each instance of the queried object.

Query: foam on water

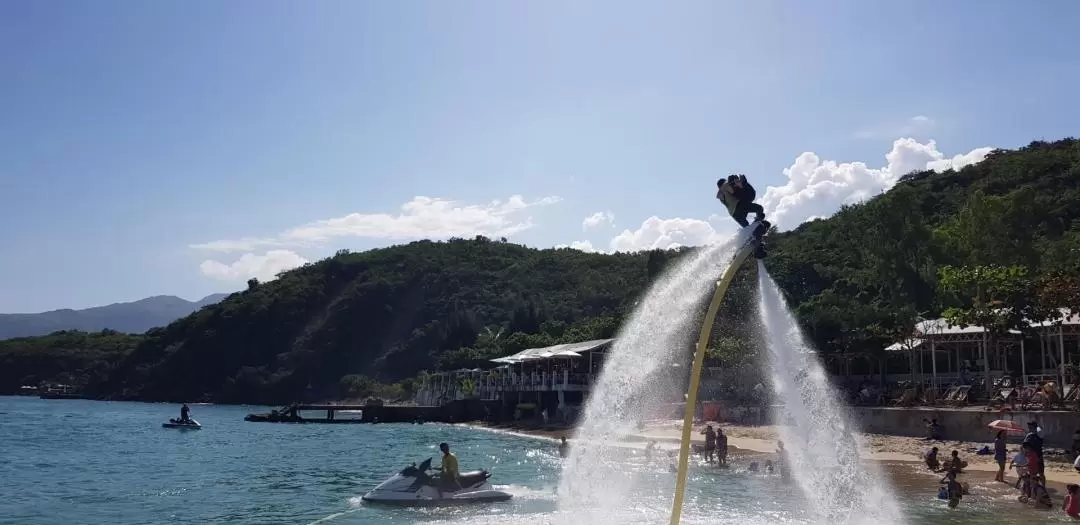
[557,229,756,522]
[757,262,906,525]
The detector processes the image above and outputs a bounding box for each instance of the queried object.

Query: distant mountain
[0,293,231,339]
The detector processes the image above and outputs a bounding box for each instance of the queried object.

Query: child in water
[1064,484,1080,518]
[940,471,963,508]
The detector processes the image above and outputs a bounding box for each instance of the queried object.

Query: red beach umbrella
[987,419,1025,434]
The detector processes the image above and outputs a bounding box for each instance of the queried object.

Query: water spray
[667,222,767,525]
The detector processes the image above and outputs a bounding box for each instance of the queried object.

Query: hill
[766,138,1080,353]
[0,294,229,340]
[3,138,1078,404]
[94,242,658,404]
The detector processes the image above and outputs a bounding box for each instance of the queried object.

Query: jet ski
[162,418,201,429]
[361,458,512,506]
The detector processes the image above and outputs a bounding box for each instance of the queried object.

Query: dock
[38,384,88,400]
[244,399,497,424]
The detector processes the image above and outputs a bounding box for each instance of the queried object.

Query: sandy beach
[469,419,1080,489]
[631,421,1080,486]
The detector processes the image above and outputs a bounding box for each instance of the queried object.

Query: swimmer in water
[941,470,963,508]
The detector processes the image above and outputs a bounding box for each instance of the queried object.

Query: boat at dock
[38,384,88,400]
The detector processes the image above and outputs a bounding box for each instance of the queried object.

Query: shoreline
[462,420,1073,516]
[467,420,1080,489]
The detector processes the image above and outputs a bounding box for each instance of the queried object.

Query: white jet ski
[162,418,201,429]
[361,458,512,506]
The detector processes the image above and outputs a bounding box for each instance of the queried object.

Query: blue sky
[1,1,1078,313]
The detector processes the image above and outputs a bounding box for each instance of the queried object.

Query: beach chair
[989,377,1018,409]
[940,386,960,403]
[946,386,971,406]
[892,387,919,407]
[1017,386,1044,410]
[920,387,939,405]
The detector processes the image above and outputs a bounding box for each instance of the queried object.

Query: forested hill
[3,138,1078,404]
[94,242,661,403]
[766,138,1080,352]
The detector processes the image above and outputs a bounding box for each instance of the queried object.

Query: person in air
[716,174,766,227]
[180,403,191,423]
[435,442,462,497]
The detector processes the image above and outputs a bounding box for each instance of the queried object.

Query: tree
[937,265,1038,391]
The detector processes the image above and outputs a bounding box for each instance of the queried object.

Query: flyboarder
[716,174,766,228]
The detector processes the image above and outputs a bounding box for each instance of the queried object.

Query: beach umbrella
[987,420,1025,434]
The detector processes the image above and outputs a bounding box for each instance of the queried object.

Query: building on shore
[412,339,613,422]
[852,310,1080,404]
[415,310,1080,416]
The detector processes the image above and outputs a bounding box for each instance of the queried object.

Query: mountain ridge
[0,293,231,339]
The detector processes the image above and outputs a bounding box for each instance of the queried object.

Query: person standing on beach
[994,430,1008,482]
[1024,421,1045,477]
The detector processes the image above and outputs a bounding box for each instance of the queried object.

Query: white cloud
[576,137,993,252]
[192,195,562,253]
[609,216,736,253]
[582,211,615,231]
[760,138,992,228]
[555,240,600,252]
[199,250,310,282]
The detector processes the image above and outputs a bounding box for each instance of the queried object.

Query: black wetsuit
[730,177,764,226]
[180,405,190,423]
[732,178,765,227]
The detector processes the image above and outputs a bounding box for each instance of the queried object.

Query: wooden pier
[244,399,497,424]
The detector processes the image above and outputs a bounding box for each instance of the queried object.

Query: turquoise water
[0,397,1067,524]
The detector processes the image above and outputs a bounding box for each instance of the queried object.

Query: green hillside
[766,138,1080,353]
[3,138,1078,404]
[93,240,663,404]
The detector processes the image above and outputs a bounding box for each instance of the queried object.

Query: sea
[0,397,1068,524]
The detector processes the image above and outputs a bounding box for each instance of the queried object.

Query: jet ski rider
[180,403,192,423]
[436,442,462,497]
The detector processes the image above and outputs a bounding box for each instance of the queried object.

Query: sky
[1,1,1078,313]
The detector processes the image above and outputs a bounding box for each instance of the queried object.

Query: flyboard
[668,218,769,525]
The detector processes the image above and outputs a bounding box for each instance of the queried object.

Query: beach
[472,419,1080,491]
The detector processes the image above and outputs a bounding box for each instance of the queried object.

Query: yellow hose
[668,237,761,525]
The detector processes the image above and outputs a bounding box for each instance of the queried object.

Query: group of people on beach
[923,419,1080,515]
